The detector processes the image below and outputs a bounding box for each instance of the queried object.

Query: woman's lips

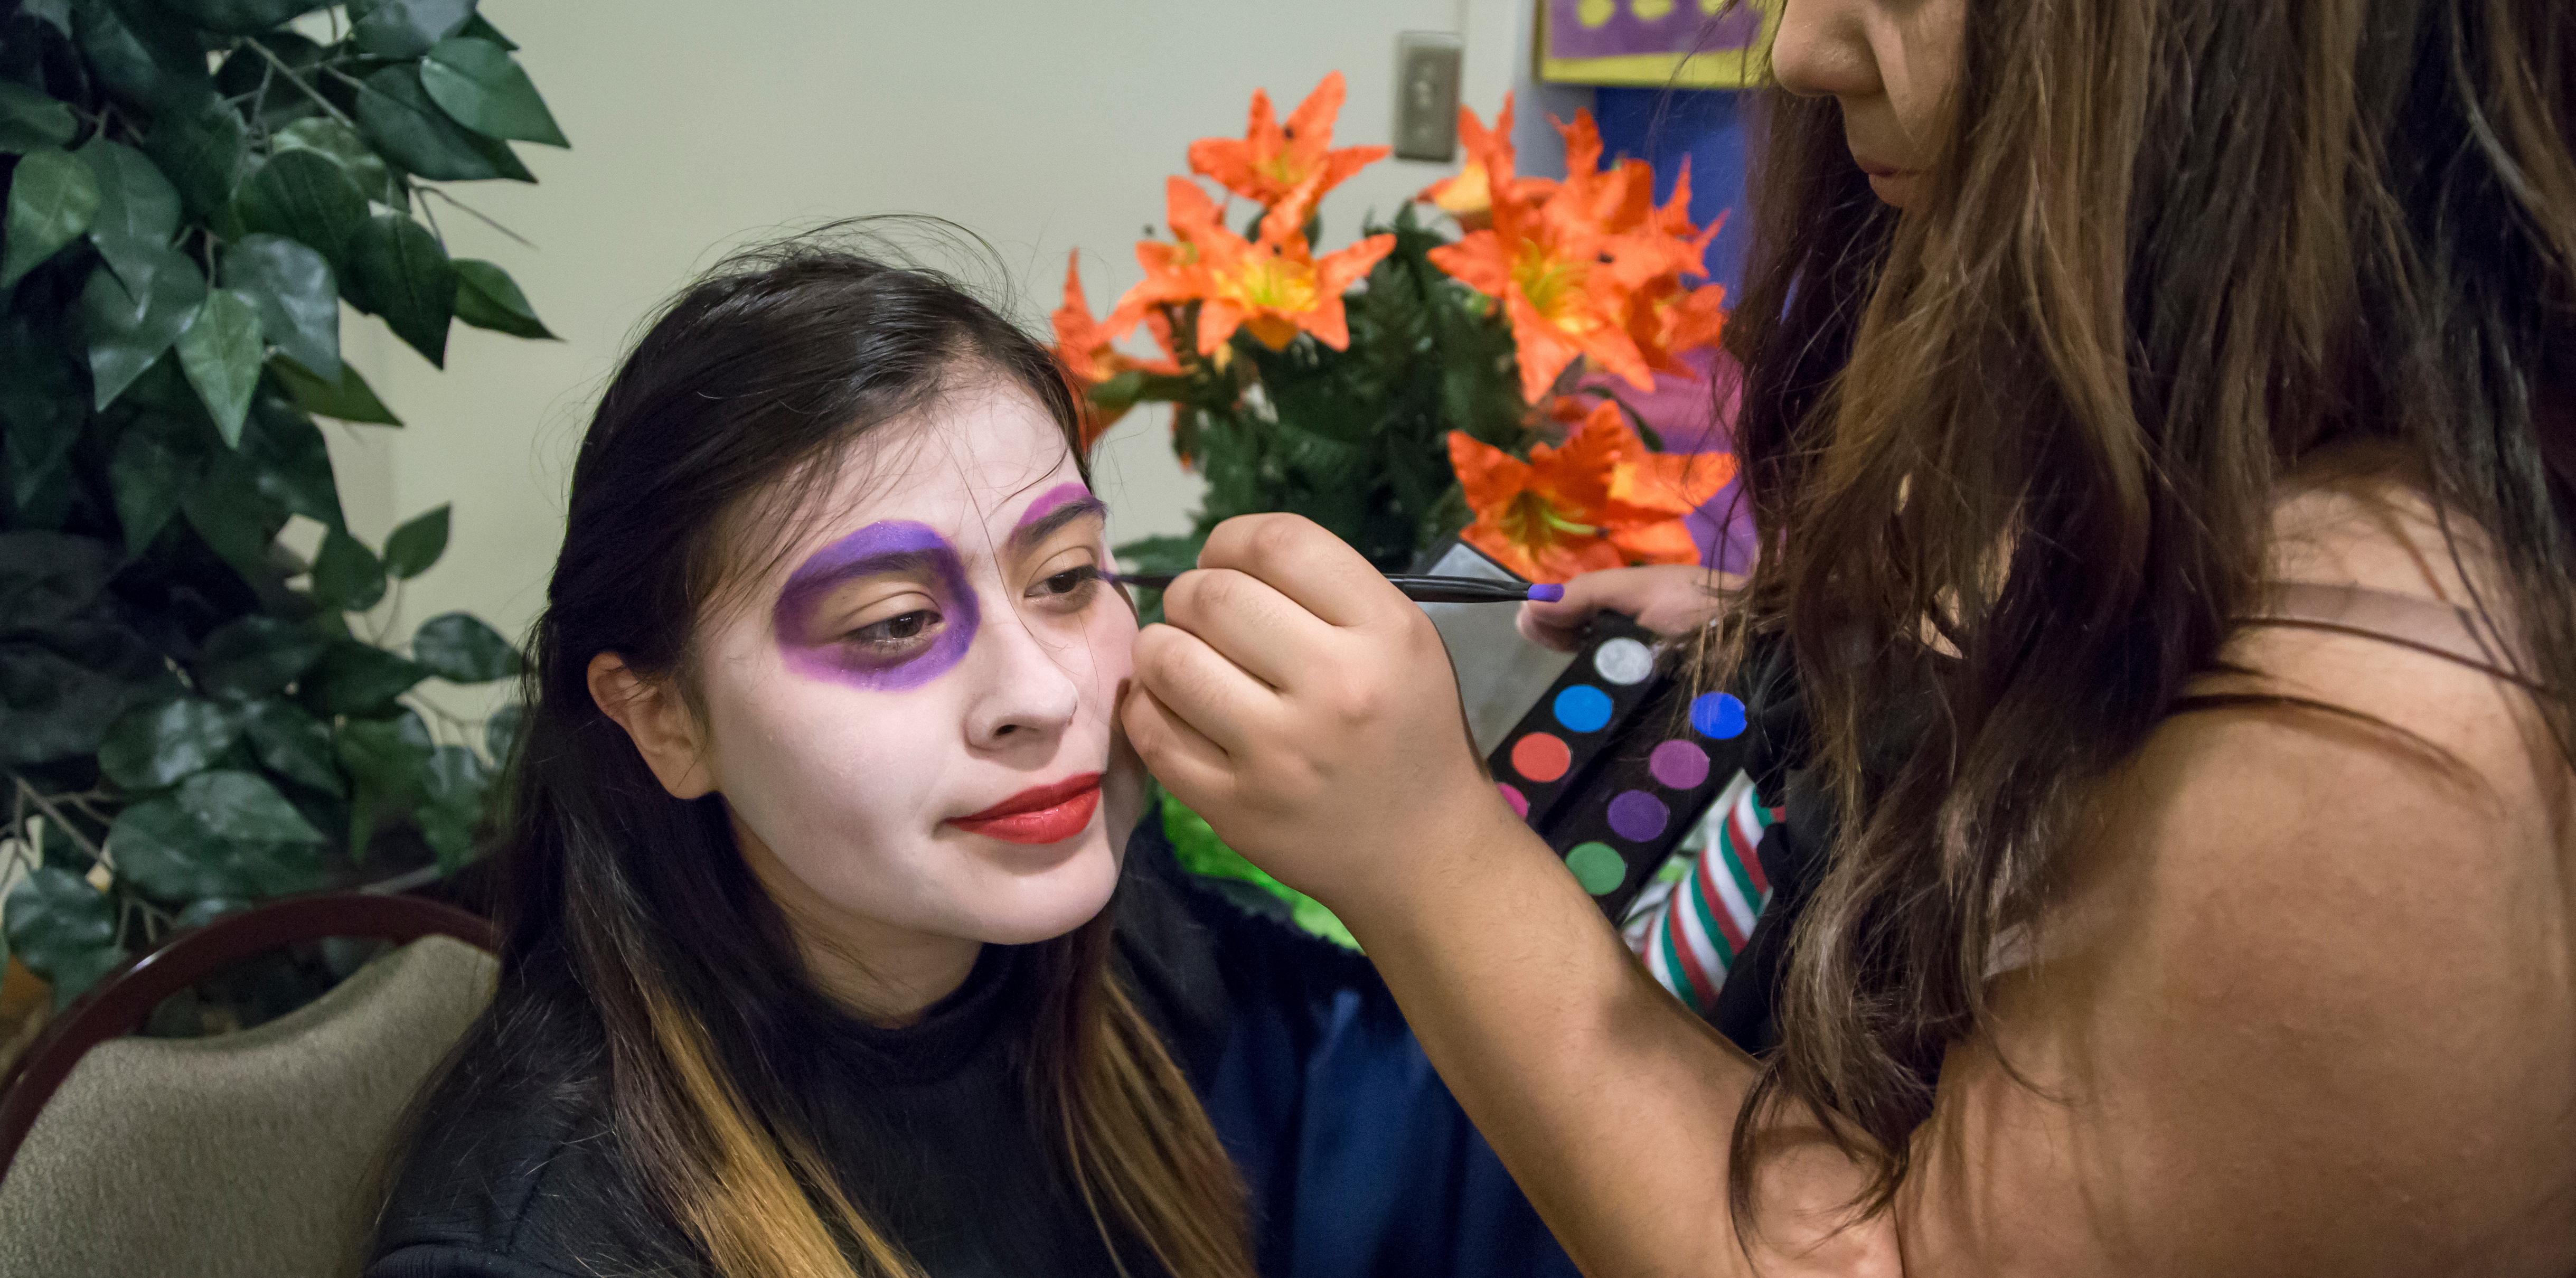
[947,772,1103,845]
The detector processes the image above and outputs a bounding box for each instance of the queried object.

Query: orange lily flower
[1418,97,1551,229]
[1104,178,1225,339]
[1189,71,1389,223]
[1113,176,1395,354]
[1624,276,1731,374]
[1447,400,1736,581]
[1050,251,1181,445]
[1428,107,1735,400]
[1427,172,1654,401]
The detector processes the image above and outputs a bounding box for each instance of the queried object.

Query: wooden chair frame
[0,892,496,1182]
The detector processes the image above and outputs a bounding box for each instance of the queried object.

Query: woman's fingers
[1513,563,1741,650]
[1517,597,1593,651]
[1159,566,1336,692]
[1118,679,1235,809]
[1127,620,1277,756]
[1196,513,1405,631]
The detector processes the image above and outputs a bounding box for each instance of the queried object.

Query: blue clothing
[1122,811,1578,1278]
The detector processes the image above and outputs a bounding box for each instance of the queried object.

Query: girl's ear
[588,652,718,799]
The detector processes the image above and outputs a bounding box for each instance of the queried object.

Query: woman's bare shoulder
[1905,464,2576,1274]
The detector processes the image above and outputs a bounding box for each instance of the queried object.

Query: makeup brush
[1110,571,1564,605]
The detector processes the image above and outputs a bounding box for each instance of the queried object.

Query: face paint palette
[1415,539,1750,920]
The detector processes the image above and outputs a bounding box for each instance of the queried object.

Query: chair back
[0,897,496,1278]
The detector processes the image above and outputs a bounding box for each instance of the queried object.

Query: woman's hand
[1118,514,1525,918]
[1517,562,1742,651]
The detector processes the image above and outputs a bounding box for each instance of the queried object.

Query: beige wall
[334,0,1567,701]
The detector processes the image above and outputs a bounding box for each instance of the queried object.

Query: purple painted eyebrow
[1008,482,1107,551]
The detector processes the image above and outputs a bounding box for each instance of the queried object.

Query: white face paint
[688,381,1135,970]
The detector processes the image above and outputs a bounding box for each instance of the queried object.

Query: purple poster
[1540,0,1775,88]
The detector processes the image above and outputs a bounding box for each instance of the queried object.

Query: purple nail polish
[1528,583,1566,603]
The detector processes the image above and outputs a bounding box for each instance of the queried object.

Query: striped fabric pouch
[1620,770,1777,1019]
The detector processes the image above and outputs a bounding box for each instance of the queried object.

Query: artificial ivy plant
[0,0,563,1007]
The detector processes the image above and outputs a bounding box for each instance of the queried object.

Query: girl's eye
[850,609,941,646]
[1034,563,1104,598]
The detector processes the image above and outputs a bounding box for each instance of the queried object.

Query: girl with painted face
[364,239,1576,1278]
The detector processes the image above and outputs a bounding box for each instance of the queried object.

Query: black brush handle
[1108,571,1552,605]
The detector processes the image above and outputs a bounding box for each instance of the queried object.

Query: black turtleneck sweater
[364,813,1577,1278]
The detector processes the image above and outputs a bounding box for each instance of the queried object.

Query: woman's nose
[961,605,1085,749]
[1771,0,1883,101]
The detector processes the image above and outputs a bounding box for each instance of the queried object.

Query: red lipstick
[947,772,1103,845]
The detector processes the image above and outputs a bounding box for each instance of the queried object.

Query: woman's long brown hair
[1716,0,2576,1219]
[484,230,1254,1277]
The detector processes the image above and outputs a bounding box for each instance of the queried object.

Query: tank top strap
[2235,581,2540,688]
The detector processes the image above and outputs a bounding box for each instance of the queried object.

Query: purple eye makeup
[773,521,981,690]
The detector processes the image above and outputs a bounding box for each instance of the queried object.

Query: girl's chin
[954,839,1124,945]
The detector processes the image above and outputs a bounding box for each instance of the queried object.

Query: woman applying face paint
[362,237,1576,1278]
[1122,0,2576,1274]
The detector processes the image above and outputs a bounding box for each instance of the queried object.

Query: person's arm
[1121,513,2571,1277]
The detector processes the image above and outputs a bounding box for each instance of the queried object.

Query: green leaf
[336,709,433,784]
[24,0,73,35]
[80,242,205,408]
[0,331,85,506]
[78,140,183,299]
[0,531,117,627]
[337,708,431,857]
[269,355,400,425]
[237,698,341,795]
[176,287,264,445]
[239,397,345,528]
[176,768,324,843]
[310,527,386,610]
[180,447,289,580]
[114,791,324,900]
[164,0,326,36]
[381,503,448,577]
[98,696,240,790]
[270,117,401,206]
[196,613,326,698]
[2,147,99,288]
[221,233,339,380]
[353,63,531,183]
[5,868,123,1005]
[417,743,488,869]
[302,640,429,716]
[107,416,198,558]
[74,0,212,110]
[0,620,172,766]
[232,148,368,268]
[345,212,454,365]
[419,38,565,147]
[445,259,552,341]
[142,96,251,222]
[110,795,238,899]
[456,12,514,48]
[0,83,77,154]
[411,611,518,682]
[483,699,522,763]
[352,0,477,59]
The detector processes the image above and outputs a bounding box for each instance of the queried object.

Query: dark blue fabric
[1124,813,1580,1278]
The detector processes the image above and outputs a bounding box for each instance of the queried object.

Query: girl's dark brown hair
[477,229,1254,1277]
[1717,0,2576,1220]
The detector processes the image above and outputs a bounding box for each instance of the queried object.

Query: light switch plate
[1393,32,1463,162]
